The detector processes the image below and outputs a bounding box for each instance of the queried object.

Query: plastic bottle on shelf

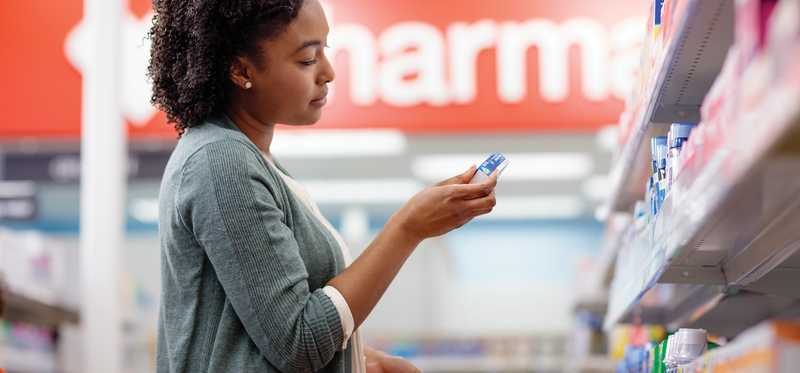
[673,328,707,366]
[650,137,668,219]
[666,123,698,190]
[665,129,675,193]
[651,137,668,175]
[643,342,658,373]
[656,144,668,212]
[657,339,668,373]
[635,200,647,231]
[645,177,656,221]
[663,334,676,369]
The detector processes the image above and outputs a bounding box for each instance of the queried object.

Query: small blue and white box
[469,152,509,184]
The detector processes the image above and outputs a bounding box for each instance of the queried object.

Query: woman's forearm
[327,167,497,329]
[326,213,422,328]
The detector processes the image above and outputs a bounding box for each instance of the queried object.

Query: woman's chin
[280,112,323,127]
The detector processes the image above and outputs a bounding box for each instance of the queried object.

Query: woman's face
[236,0,334,126]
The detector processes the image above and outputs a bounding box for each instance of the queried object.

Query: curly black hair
[148,0,306,137]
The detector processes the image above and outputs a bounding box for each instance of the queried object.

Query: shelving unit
[408,356,563,373]
[5,292,79,328]
[602,0,800,339]
[604,71,800,332]
[0,347,58,373]
[563,354,616,373]
[0,228,79,372]
[606,0,735,212]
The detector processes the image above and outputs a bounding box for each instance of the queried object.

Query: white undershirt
[265,156,366,373]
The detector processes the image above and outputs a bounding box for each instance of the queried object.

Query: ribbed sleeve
[176,138,344,372]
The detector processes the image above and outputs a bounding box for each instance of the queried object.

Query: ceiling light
[582,174,611,202]
[129,198,159,224]
[0,181,36,198]
[271,129,407,159]
[476,195,585,220]
[299,178,424,204]
[412,153,594,181]
[596,124,619,152]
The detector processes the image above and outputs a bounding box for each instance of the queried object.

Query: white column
[80,0,126,371]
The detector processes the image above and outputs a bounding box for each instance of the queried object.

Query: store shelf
[563,354,615,373]
[407,355,563,373]
[574,296,610,317]
[574,236,615,315]
[0,347,58,373]
[680,290,800,338]
[4,292,79,328]
[604,57,800,331]
[606,0,735,212]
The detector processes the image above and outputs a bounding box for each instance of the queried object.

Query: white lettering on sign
[63,4,645,126]
[448,19,497,104]
[497,18,609,103]
[323,1,645,107]
[65,10,157,126]
[379,22,449,107]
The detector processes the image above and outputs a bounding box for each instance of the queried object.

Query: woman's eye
[301,59,318,66]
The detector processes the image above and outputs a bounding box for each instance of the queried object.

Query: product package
[469,152,509,185]
[683,320,800,373]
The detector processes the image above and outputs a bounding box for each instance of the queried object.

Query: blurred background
[1,0,648,372]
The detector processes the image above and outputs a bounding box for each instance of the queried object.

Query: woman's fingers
[379,356,423,373]
[449,171,498,200]
[366,362,385,373]
[434,165,477,186]
[467,207,495,218]
[460,189,496,211]
[398,168,498,241]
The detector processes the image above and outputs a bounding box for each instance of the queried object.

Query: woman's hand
[364,347,422,373]
[393,165,497,243]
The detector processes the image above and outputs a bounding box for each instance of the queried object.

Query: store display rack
[0,228,79,372]
[602,0,800,335]
[604,68,800,332]
[563,354,616,373]
[0,347,58,373]
[606,0,734,212]
[5,292,79,328]
[408,355,563,373]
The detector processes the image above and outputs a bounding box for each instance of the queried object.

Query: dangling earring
[245,82,252,89]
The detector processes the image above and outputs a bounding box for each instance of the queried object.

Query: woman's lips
[310,91,328,106]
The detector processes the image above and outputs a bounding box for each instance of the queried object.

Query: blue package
[469,151,509,184]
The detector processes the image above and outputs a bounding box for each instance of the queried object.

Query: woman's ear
[229,56,252,89]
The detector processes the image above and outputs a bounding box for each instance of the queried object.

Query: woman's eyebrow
[294,40,322,54]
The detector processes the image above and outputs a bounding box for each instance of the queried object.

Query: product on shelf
[609,324,666,362]
[692,320,800,373]
[0,320,56,353]
[671,328,708,366]
[735,0,780,66]
[570,310,606,358]
[665,123,697,191]
[650,137,667,176]
[616,320,800,373]
[605,0,800,334]
[647,136,667,219]
[614,327,716,373]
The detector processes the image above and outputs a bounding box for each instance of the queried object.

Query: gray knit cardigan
[156,112,350,373]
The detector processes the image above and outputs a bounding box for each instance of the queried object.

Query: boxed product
[735,0,779,66]
[709,320,800,373]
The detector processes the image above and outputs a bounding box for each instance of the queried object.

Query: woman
[149,0,497,372]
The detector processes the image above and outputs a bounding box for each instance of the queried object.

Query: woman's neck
[223,106,276,159]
